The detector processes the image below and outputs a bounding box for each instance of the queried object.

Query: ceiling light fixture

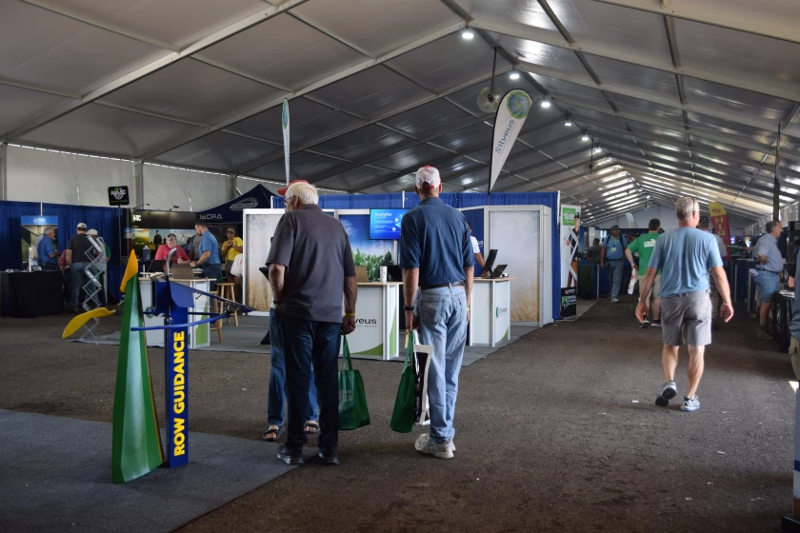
[541,100,551,108]
[509,72,520,80]
[461,29,475,40]
[646,194,652,199]
[593,147,602,154]
[564,120,573,127]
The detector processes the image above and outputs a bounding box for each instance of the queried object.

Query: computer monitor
[387,265,402,282]
[147,260,165,272]
[490,264,508,279]
[482,249,498,273]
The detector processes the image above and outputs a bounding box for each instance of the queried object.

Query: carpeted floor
[1,296,795,532]
[0,409,304,533]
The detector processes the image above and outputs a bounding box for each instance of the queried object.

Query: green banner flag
[112,254,164,483]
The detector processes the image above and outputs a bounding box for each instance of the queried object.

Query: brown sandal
[262,425,284,441]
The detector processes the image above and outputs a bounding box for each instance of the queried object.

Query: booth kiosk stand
[469,278,513,347]
[346,281,401,360]
[139,276,213,348]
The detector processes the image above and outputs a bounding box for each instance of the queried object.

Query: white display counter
[139,277,212,349]
[344,282,401,361]
[469,278,512,347]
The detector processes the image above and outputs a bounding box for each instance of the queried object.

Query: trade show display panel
[242,209,285,313]
[139,278,211,348]
[469,278,512,347]
[338,210,396,281]
[345,282,400,360]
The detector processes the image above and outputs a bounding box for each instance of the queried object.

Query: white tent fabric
[1,0,798,226]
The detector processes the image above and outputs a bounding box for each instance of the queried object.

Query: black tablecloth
[0,271,63,318]
[773,290,795,353]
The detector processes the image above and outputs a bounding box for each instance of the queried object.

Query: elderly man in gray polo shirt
[753,220,783,341]
[267,182,358,466]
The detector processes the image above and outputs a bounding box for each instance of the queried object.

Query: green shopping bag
[338,337,370,430]
[390,331,417,433]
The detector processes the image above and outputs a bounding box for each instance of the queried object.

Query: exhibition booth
[242,192,559,360]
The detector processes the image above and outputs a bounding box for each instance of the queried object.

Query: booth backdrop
[197,184,275,224]
[273,192,561,319]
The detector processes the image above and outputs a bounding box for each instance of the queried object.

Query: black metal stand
[782,514,800,532]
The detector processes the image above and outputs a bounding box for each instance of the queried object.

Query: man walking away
[637,197,733,412]
[400,166,474,459]
[601,225,628,303]
[190,222,222,292]
[38,228,59,271]
[753,220,783,341]
[698,216,728,331]
[267,182,357,466]
[625,219,662,328]
[66,223,95,313]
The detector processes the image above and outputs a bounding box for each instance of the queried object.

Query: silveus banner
[282,99,290,186]
[489,90,532,193]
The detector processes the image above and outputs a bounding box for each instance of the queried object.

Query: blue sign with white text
[21,216,58,226]
[369,209,408,240]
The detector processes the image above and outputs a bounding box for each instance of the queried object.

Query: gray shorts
[660,291,712,346]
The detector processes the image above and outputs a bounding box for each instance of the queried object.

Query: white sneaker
[611,298,620,303]
[414,434,454,459]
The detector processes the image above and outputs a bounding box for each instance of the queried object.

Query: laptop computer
[482,249,498,273]
[147,260,165,272]
[490,264,508,278]
[170,263,196,279]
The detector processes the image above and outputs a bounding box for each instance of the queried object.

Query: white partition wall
[242,208,285,315]
[485,206,553,327]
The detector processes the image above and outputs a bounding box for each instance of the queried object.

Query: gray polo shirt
[267,204,356,323]
[755,233,783,273]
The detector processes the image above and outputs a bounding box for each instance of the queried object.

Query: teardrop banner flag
[282,99,290,186]
[709,202,732,261]
[489,90,532,193]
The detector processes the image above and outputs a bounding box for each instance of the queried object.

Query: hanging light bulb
[564,120,573,127]
[509,72,520,80]
[541,100,552,108]
[581,135,590,142]
[461,29,475,40]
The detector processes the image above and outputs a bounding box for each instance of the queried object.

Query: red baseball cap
[277,180,309,196]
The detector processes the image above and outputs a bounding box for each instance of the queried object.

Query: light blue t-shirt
[648,227,723,298]
[199,231,220,265]
[603,235,627,261]
[754,233,783,273]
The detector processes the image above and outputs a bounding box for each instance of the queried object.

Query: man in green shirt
[626,218,662,327]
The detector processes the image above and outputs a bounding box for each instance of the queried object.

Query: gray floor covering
[0,409,301,533]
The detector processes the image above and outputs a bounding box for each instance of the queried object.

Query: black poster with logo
[560,288,577,318]
[108,186,130,206]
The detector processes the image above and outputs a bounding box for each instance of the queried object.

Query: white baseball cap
[415,166,441,190]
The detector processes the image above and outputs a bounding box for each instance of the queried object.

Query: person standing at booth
[155,233,190,264]
[37,228,59,271]
[221,228,244,300]
[698,216,728,331]
[190,222,221,291]
[400,166,473,460]
[267,181,357,467]
[66,222,94,313]
[601,225,628,303]
[753,220,783,341]
[467,221,485,272]
[637,197,732,412]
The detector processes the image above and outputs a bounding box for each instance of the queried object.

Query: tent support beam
[0,142,7,201]
[470,19,800,103]
[2,0,311,142]
[134,160,145,210]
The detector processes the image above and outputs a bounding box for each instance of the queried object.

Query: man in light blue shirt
[637,197,733,413]
[190,221,221,290]
[37,228,59,270]
[753,220,783,341]
[600,225,628,303]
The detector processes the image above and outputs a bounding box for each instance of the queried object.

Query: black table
[773,290,795,353]
[0,270,63,318]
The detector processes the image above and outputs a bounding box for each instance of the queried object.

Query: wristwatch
[404,305,415,311]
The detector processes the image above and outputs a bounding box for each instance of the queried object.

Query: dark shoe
[277,445,303,465]
[260,331,270,345]
[318,448,340,466]
[655,380,677,407]
[651,319,662,327]
[641,317,651,329]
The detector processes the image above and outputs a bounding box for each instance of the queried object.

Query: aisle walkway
[0,297,795,532]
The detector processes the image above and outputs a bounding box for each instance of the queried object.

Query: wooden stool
[211,290,223,343]
[216,283,239,327]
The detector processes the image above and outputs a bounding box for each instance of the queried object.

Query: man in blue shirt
[37,228,59,271]
[600,225,628,303]
[637,197,733,412]
[190,221,222,291]
[753,220,784,341]
[400,166,473,460]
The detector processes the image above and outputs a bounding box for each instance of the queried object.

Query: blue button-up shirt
[399,197,473,288]
[755,233,783,273]
[199,231,220,265]
[37,236,57,265]
[603,235,627,261]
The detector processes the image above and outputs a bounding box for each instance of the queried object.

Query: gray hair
[766,220,781,233]
[286,182,319,205]
[675,197,699,221]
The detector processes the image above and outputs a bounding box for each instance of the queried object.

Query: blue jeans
[607,260,624,300]
[415,286,468,444]
[202,262,222,291]
[267,312,319,427]
[272,310,341,451]
[69,262,90,311]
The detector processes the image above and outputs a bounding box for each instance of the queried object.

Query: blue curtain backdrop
[0,200,124,271]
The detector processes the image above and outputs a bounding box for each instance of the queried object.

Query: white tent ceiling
[1,0,799,225]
